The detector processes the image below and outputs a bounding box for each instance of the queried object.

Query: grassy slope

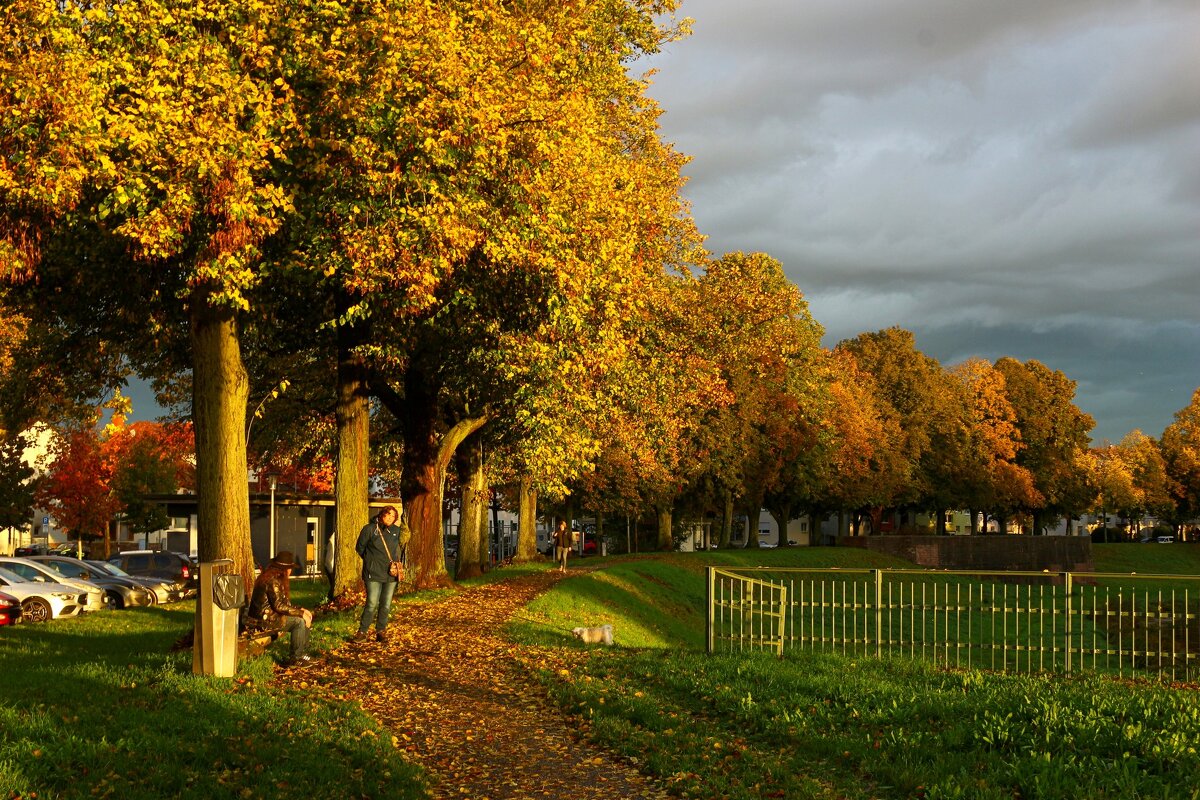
[1092,542,1200,575]
[511,546,1200,800]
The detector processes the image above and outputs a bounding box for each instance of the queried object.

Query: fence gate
[707,567,788,656]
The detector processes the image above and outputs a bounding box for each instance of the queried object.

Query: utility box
[193,559,242,677]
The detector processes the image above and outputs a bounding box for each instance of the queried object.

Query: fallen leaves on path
[275,570,672,800]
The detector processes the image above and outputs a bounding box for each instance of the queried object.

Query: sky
[641,0,1200,444]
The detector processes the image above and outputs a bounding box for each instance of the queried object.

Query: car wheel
[105,591,123,610]
[22,598,51,623]
[144,591,158,606]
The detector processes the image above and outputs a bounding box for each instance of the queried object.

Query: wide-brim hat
[271,551,296,568]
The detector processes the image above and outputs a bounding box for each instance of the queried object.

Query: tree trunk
[769,505,791,548]
[190,302,254,593]
[401,382,488,589]
[656,502,673,551]
[719,489,733,549]
[455,435,486,580]
[515,475,539,562]
[333,323,370,600]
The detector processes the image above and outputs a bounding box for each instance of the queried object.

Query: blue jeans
[282,614,309,659]
[360,579,397,633]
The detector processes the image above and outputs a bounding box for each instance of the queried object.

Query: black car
[107,550,198,597]
[29,556,153,609]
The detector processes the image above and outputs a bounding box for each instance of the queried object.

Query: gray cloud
[646,0,1200,442]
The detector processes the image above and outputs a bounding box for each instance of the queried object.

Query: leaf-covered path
[275,570,671,800]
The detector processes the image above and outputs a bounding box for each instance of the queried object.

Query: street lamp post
[269,474,278,559]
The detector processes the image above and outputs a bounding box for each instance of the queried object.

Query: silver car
[88,560,181,604]
[0,566,87,622]
[0,557,106,613]
[30,556,152,609]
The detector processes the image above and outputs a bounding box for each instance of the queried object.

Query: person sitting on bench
[248,551,313,666]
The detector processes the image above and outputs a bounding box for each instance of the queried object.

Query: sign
[42,516,49,526]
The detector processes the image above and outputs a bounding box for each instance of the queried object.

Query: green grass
[5,545,1199,800]
[0,594,425,800]
[514,545,1200,800]
[1093,542,1200,576]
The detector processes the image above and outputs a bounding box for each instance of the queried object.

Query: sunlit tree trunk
[190,302,254,593]
[455,435,485,580]
[515,475,539,562]
[333,321,369,600]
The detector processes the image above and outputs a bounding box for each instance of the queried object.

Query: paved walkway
[276,570,671,800]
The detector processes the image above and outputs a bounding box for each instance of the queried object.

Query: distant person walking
[553,520,572,572]
[354,505,410,643]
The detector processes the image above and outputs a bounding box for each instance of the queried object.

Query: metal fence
[707,567,1200,680]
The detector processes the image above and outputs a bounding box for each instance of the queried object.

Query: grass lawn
[514,545,1200,800]
[4,544,1198,800]
[0,587,426,800]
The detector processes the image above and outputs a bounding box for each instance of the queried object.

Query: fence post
[706,567,715,654]
[776,585,787,658]
[1063,571,1073,675]
[873,569,883,659]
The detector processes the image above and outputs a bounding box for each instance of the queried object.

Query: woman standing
[553,519,572,573]
[353,505,410,643]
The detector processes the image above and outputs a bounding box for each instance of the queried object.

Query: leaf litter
[274,570,671,799]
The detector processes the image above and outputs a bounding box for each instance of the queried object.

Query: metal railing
[706,567,1200,680]
[707,568,788,656]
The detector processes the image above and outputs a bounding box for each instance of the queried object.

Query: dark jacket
[356,520,411,583]
[248,565,303,630]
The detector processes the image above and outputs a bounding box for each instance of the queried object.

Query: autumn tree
[994,358,1095,533]
[36,427,120,548]
[1101,431,1174,535]
[684,253,826,547]
[835,328,944,531]
[946,359,1039,534]
[1161,388,1200,533]
[106,420,196,547]
[1,0,300,590]
[809,349,907,537]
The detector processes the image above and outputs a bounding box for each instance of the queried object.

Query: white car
[0,557,106,613]
[0,566,88,622]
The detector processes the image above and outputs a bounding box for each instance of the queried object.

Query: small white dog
[571,624,614,646]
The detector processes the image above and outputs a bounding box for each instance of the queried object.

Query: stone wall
[839,535,1094,573]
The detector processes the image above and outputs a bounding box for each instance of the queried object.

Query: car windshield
[0,566,31,584]
[90,561,129,576]
[39,561,73,578]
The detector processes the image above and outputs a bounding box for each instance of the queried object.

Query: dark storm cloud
[645,0,1200,442]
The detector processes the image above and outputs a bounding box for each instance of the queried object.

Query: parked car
[88,560,181,604]
[0,566,87,622]
[29,556,152,609]
[0,557,106,613]
[0,590,21,626]
[107,550,198,597]
[14,542,80,557]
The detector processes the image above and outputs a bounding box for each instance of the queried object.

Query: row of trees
[2,1,1197,597]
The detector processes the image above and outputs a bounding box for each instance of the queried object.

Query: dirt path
[275,570,671,800]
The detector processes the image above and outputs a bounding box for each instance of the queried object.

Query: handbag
[377,526,405,581]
